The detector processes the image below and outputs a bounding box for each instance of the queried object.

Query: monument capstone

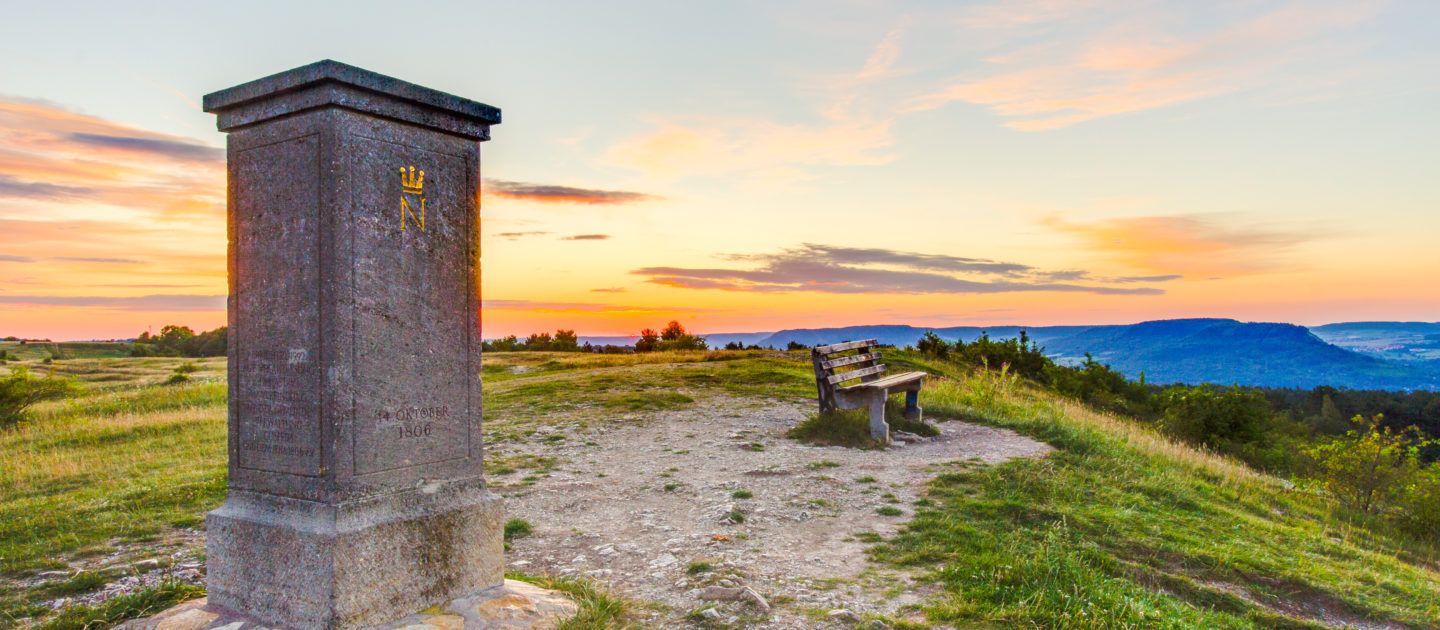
[202,59,502,629]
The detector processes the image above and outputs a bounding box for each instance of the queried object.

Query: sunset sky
[1,1,1438,340]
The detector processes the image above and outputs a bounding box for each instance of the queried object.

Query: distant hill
[741,319,1440,391]
[1309,321,1440,365]
[757,325,1092,350]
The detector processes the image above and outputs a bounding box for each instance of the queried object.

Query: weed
[686,561,713,575]
[876,506,903,517]
[731,490,753,500]
[855,475,877,483]
[806,460,842,470]
[663,483,681,491]
[504,519,532,541]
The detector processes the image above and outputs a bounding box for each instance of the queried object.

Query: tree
[1159,384,1273,452]
[660,321,687,341]
[524,332,553,351]
[1,367,82,430]
[786,341,808,351]
[916,332,949,359]
[635,329,660,352]
[552,329,580,351]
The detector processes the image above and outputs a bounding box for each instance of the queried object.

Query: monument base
[115,580,577,630]
[206,487,504,629]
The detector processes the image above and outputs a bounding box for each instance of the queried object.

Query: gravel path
[494,394,1051,628]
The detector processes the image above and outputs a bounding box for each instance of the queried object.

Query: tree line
[482,321,709,353]
[131,325,227,357]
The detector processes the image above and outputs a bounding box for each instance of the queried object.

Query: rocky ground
[494,394,1051,628]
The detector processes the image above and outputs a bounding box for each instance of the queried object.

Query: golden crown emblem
[400,166,424,194]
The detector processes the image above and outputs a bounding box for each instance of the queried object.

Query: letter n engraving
[400,196,425,232]
[400,166,426,232]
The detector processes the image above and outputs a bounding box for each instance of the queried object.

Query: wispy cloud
[633,243,1165,295]
[481,299,718,313]
[0,294,226,311]
[492,231,553,240]
[603,17,910,181]
[856,15,913,81]
[590,287,627,293]
[485,179,657,205]
[0,97,223,216]
[52,256,144,264]
[906,2,1381,130]
[1042,214,1319,273]
[562,234,610,241]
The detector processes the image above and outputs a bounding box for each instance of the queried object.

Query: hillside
[1,352,1437,628]
[1041,318,1440,389]
[740,320,1440,391]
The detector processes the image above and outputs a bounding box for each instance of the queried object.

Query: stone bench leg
[868,394,889,442]
[903,389,922,421]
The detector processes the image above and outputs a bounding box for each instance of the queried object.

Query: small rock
[651,553,678,568]
[866,620,892,630]
[699,586,745,601]
[742,586,771,612]
[725,615,739,625]
[38,570,70,579]
[889,440,907,448]
[829,608,861,622]
[700,607,722,620]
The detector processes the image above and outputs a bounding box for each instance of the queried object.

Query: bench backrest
[811,340,887,410]
[812,339,887,385]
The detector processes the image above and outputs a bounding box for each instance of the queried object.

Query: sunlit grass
[874,353,1440,629]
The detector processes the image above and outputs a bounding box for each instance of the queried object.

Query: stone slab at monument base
[116,580,578,630]
[204,488,504,629]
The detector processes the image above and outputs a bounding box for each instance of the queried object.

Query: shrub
[1,366,83,429]
[1306,415,1428,514]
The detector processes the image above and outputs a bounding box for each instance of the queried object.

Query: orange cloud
[1041,214,1318,274]
[910,2,1381,130]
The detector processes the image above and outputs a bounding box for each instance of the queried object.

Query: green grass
[869,357,1440,629]
[787,399,939,449]
[507,573,645,629]
[35,582,202,630]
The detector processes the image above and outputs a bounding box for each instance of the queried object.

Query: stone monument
[202,60,503,629]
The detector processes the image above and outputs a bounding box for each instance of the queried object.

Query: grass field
[1,350,1437,629]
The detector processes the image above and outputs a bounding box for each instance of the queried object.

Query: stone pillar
[202,60,501,629]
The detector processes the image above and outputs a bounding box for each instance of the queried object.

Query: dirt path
[492,395,1051,628]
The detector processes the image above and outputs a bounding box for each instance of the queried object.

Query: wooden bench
[810,339,926,441]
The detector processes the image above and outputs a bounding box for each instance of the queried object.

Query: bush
[1397,465,1440,537]
[0,366,83,429]
[1306,415,1428,514]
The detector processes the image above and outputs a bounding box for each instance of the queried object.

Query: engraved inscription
[376,405,450,439]
[234,135,322,476]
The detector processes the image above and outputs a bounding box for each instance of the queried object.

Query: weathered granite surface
[203,61,502,629]
[115,580,577,630]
